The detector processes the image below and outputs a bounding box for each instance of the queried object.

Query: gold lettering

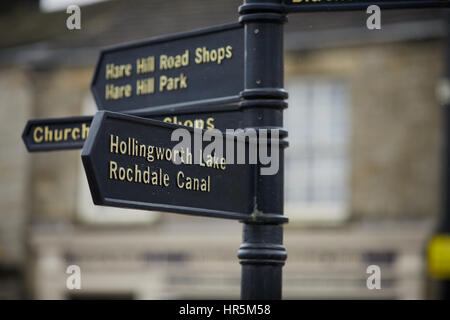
[32,125,88,144]
[106,63,132,80]
[119,141,127,154]
[163,117,212,130]
[136,78,154,95]
[159,50,189,70]
[118,167,126,181]
[147,146,154,162]
[109,161,118,179]
[126,168,133,182]
[135,164,142,183]
[143,167,150,184]
[110,134,119,153]
[109,161,170,186]
[226,45,232,59]
[220,157,226,170]
[82,123,90,140]
[195,47,202,64]
[136,56,155,74]
[159,74,187,92]
[177,170,210,192]
[54,129,63,142]
[64,128,71,141]
[71,127,80,140]
[105,63,132,80]
[194,119,204,129]
[163,172,169,187]
[33,127,43,143]
[163,117,172,124]
[177,171,184,189]
[105,84,132,100]
[206,117,215,129]
[199,149,205,167]
[195,46,233,65]
[44,126,52,142]
[151,170,159,185]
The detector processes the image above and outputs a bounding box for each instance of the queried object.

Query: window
[285,78,351,224]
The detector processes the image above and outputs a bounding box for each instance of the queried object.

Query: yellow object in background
[428,235,450,279]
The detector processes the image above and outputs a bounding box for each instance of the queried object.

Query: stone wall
[0,68,32,266]
[28,68,92,223]
[286,39,444,220]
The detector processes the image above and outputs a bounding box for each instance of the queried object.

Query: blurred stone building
[0,0,447,299]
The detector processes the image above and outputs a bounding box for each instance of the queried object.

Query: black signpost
[236,0,448,300]
[235,1,289,300]
[22,0,450,301]
[91,23,244,114]
[22,116,92,152]
[22,104,250,152]
[82,111,258,220]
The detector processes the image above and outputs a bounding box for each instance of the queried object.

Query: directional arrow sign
[22,116,92,152]
[283,0,449,12]
[82,111,257,220]
[91,23,244,114]
[22,104,248,152]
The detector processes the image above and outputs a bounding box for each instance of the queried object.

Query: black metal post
[237,0,288,300]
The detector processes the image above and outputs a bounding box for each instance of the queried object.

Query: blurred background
[0,0,449,299]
